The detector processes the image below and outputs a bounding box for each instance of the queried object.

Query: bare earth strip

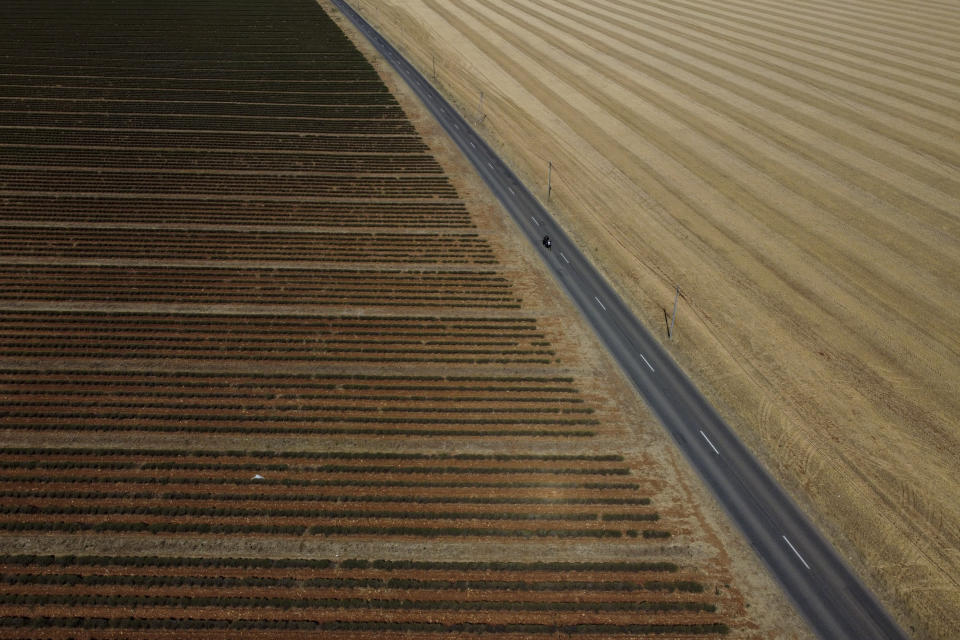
[350,0,960,638]
[0,0,816,636]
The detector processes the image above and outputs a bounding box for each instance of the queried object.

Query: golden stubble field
[345,0,960,638]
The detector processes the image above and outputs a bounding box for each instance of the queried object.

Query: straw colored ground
[342,0,960,638]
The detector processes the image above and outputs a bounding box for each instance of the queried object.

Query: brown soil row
[0,170,458,198]
[1,150,444,174]
[0,130,427,152]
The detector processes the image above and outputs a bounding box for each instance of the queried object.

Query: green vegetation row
[0,351,554,361]
[139,462,616,474]
[5,292,522,308]
[0,424,594,437]
[0,616,728,634]
[0,474,638,490]
[0,572,701,592]
[0,461,620,475]
[10,391,581,404]
[2,504,658,522]
[3,503,652,523]
[0,521,668,539]
[0,447,617,462]
[0,593,713,613]
[2,413,596,427]
[0,555,678,573]
[5,402,594,416]
[0,490,651,506]
[0,368,572,384]
[0,311,540,324]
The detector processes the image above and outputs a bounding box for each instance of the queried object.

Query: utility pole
[669,286,679,339]
[432,53,436,80]
[547,161,552,201]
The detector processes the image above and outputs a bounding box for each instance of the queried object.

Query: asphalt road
[332,2,911,638]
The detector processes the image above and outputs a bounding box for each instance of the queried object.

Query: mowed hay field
[0,0,812,637]
[349,0,960,638]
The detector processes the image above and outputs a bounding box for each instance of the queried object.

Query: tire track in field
[464,0,960,378]
[564,1,960,193]
[420,0,781,309]
[427,0,960,430]
[611,0,960,109]
[440,1,960,542]
[596,0,960,143]
[397,1,959,634]
[425,0,895,404]
[713,0,960,45]
[524,0,960,270]
[660,0,960,65]
[789,0,960,31]
[711,0,960,48]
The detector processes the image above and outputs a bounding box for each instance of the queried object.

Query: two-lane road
[332,2,910,638]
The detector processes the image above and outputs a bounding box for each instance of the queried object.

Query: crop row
[0,521,667,539]
[0,66,383,82]
[0,369,579,394]
[0,326,556,364]
[0,57,378,71]
[0,51,375,65]
[0,76,391,95]
[0,504,656,523]
[0,195,470,226]
[0,266,507,287]
[0,446,609,463]
[0,425,590,437]
[1,461,615,475]
[1,411,591,425]
[0,99,405,119]
[0,572,700,592]
[3,390,578,405]
[2,323,542,338]
[1,229,487,247]
[0,490,650,507]
[0,112,418,134]
[4,393,578,410]
[1,271,518,307]
[0,475,636,490]
[0,169,459,198]
[0,593,710,613]
[0,148,445,174]
[0,87,401,105]
[0,311,540,329]
[0,555,680,573]
[0,351,554,363]
[0,617,729,634]
[1,60,377,72]
[0,128,429,152]
[1,287,520,308]
[0,448,634,477]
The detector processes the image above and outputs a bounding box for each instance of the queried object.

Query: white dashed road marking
[639,353,655,372]
[783,536,811,570]
[700,430,719,455]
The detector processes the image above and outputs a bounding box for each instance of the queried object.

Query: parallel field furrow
[0,0,738,636]
[0,196,470,227]
[0,128,429,152]
[0,148,444,173]
[0,169,458,198]
[0,228,493,263]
